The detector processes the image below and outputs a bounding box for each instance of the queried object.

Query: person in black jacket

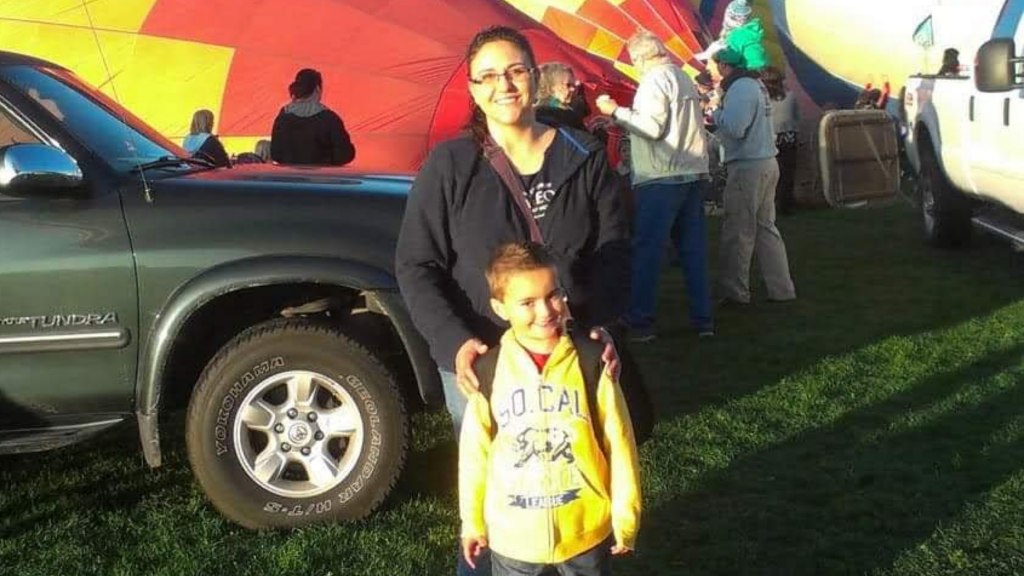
[395,25,630,576]
[270,68,355,166]
[183,109,230,167]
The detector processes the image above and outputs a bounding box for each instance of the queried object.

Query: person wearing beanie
[270,68,356,166]
[722,0,753,36]
[694,0,769,70]
[709,48,796,306]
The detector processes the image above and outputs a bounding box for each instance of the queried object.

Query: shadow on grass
[0,414,191,541]
[631,343,1024,576]
[636,203,1024,419]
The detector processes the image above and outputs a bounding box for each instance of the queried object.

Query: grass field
[2,201,1024,576]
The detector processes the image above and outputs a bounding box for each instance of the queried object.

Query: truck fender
[133,255,439,468]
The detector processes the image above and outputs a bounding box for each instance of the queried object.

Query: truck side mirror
[0,143,83,193]
[975,38,1024,92]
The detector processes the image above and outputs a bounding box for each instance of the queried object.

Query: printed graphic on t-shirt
[494,383,588,510]
[514,427,575,468]
[524,180,557,220]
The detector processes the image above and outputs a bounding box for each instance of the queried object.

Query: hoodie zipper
[540,365,555,564]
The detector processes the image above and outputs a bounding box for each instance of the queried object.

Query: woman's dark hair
[463,26,538,146]
[289,68,323,99]
[759,65,787,100]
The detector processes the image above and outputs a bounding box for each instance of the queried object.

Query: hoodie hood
[283,96,328,118]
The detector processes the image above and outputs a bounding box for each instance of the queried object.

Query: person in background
[760,66,799,215]
[695,0,770,71]
[234,139,273,165]
[534,62,587,131]
[255,139,272,162]
[709,47,796,306]
[938,48,961,76]
[460,242,640,576]
[183,109,230,167]
[270,68,355,166]
[695,70,726,214]
[596,30,714,341]
[395,25,629,576]
[854,81,890,110]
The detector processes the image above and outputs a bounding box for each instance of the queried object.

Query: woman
[397,25,628,425]
[396,25,630,576]
[183,109,230,167]
[270,68,355,166]
[760,66,799,215]
[533,61,586,131]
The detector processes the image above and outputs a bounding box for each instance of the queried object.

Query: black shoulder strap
[570,332,605,449]
[474,346,500,401]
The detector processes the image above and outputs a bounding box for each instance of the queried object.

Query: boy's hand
[455,338,489,397]
[589,327,620,380]
[610,543,633,556]
[462,536,489,568]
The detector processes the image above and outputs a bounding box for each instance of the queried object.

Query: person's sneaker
[626,326,656,343]
[697,326,715,338]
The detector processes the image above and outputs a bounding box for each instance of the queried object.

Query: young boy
[460,242,642,576]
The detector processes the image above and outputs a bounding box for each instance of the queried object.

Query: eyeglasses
[469,65,534,87]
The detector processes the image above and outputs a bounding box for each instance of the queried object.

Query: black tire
[186,318,408,529]
[919,143,972,248]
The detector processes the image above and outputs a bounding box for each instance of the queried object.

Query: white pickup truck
[902,3,1024,247]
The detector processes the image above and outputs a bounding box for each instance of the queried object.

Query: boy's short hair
[486,242,557,300]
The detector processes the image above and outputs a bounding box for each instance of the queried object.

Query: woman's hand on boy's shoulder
[455,338,489,396]
[590,327,620,380]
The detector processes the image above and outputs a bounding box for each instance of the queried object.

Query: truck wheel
[920,146,971,248]
[186,318,407,528]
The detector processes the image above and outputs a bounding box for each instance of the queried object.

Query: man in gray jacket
[596,30,713,341]
[710,48,796,305]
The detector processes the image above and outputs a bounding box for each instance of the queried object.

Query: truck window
[0,103,41,147]
[0,65,184,172]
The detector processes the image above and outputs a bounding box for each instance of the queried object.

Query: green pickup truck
[0,51,441,528]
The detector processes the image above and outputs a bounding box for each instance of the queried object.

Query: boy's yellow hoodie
[459,330,641,564]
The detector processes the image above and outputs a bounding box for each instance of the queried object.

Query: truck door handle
[969,96,974,121]
[1005,98,1011,127]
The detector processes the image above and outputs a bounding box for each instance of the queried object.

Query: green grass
[3,201,1024,575]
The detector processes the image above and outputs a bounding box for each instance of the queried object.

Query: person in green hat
[708,47,796,306]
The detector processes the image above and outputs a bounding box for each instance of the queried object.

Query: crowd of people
[392,0,802,570]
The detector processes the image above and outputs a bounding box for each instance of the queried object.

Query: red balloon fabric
[139,0,636,172]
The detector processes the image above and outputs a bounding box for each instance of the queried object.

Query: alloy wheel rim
[233,370,365,498]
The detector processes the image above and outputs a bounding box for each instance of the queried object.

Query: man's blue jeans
[625,179,712,331]
[441,369,493,576]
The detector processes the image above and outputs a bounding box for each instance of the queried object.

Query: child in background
[460,242,641,576]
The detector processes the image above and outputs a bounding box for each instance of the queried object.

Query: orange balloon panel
[502,0,710,75]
